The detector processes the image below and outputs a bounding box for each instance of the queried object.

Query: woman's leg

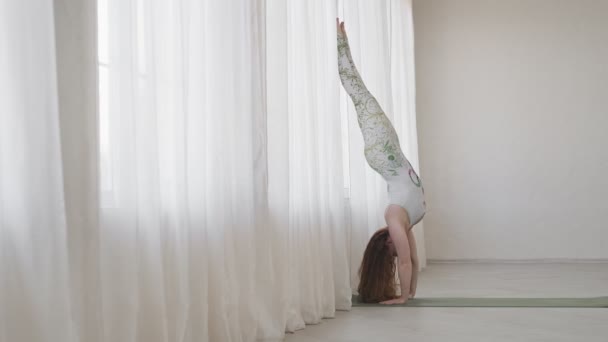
[337,26,407,178]
[337,32,369,98]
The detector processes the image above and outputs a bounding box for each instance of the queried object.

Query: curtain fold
[99,0,274,340]
[0,0,421,341]
[53,1,103,341]
[282,0,352,329]
[388,0,427,269]
[0,1,74,341]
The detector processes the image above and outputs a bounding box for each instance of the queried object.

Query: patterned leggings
[337,33,408,178]
[337,32,426,224]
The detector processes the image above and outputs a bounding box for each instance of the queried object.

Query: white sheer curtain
[266,0,352,332]
[99,0,280,340]
[99,0,350,340]
[0,1,73,341]
[340,0,427,290]
[1,0,421,341]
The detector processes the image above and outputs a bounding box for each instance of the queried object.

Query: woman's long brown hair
[357,227,396,303]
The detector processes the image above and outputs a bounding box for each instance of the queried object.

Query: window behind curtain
[97,0,353,200]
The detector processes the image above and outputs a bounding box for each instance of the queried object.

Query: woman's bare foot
[336,18,347,37]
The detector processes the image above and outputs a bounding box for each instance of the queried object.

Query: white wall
[414,0,608,260]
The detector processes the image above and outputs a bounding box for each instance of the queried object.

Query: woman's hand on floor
[380,296,408,305]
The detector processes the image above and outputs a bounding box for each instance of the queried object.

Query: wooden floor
[285,262,608,342]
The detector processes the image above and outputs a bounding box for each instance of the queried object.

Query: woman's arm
[384,227,411,304]
[381,207,412,305]
[407,228,419,298]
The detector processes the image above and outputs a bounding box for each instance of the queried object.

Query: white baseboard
[428,258,608,264]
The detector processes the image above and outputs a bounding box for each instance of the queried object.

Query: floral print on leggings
[337,34,407,178]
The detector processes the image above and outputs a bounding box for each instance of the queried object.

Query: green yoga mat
[351,295,608,308]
